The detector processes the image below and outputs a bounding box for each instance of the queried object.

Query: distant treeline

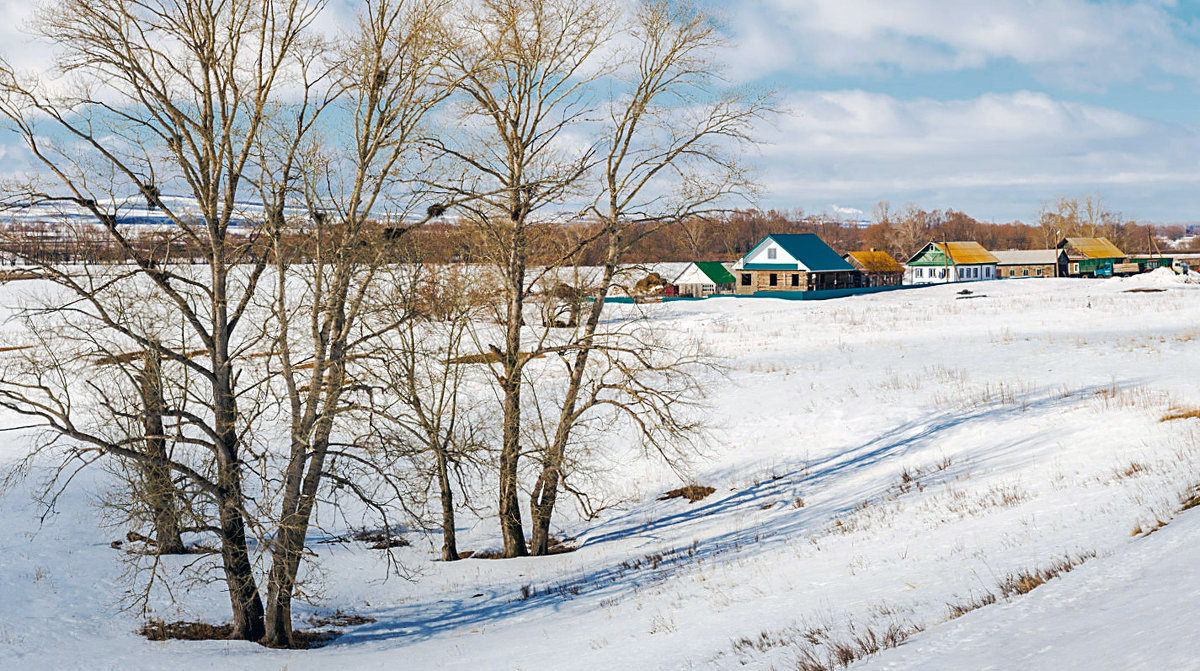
[3,199,1191,267]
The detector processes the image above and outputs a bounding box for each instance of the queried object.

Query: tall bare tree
[433,0,617,557]
[363,261,492,563]
[432,0,766,557]
[524,0,766,555]
[0,0,322,640]
[254,0,454,647]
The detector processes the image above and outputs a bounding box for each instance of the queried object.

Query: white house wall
[906,264,996,284]
[673,264,711,286]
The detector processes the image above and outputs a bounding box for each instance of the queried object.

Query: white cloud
[752,90,1200,220]
[726,0,1200,86]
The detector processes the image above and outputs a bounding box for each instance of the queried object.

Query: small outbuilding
[905,241,998,284]
[672,261,736,297]
[843,249,904,287]
[1056,237,1128,277]
[731,234,855,293]
[992,249,1058,278]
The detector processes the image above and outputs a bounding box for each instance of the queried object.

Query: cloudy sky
[722,0,1200,223]
[1,0,1197,223]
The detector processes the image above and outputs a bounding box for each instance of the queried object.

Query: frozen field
[2,272,1199,670]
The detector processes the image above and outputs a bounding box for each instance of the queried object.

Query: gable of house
[739,234,853,272]
[674,261,735,286]
[907,241,998,266]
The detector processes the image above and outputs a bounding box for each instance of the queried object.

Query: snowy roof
[992,250,1058,266]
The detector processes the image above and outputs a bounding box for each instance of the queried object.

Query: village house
[843,249,904,287]
[904,241,998,284]
[1056,237,1129,277]
[992,249,1058,278]
[731,234,855,294]
[672,261,735,297]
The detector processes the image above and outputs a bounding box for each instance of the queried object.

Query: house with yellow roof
[904,241,999,284]
[1056,237,1130,277]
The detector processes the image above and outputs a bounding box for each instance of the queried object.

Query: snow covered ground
[2,272,1200,670]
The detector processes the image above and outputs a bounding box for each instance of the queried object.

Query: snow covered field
[2,272,1200,670]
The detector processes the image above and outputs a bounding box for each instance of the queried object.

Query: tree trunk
[213,350,265,642]
[262,517,304,647]
[499,220,528,558]
[140,349,186,555]
[498,375,527,557]
[529,467,560,556]
[435,444,459,561]
[216,464,265,642]
[528,241,618,557]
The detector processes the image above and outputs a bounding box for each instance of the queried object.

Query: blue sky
[1,0,1198,224]
[719,0,1200,223]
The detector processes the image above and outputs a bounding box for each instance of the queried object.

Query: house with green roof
[731,234,855,294]
[672,261,736,297]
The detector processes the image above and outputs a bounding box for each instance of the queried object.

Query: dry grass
[1114,461,1148,480]
[945,551,1095,622]
[996,551,1097,598]
[1161,407,1200,422]
[945,592,997,620]
[1179,484,1200,513]
[659,484,716,503]
[307,610,376,628]
[730,619,922,671]
[139,619,341,649]
[448,351,545,365]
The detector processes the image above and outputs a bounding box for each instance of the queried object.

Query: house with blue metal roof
[731,234,856,294]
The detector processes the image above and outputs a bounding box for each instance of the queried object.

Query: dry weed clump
[1113,461,1149,480]
[944,551,1096,622]
[941,482,1031,517]
[1179,484,1200,513]
[1161,407,1200,422]
[659,484,716,503]
[730,619,922,671]
[1091,383,1171,413]
[996,551,1097,598]
[945,592,997,620]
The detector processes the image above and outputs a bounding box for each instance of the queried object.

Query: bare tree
[253,0,455,647]
[363,261,493,562]
[524,0,766,555]
[433,0,617,557]
[0,0,323,640]
[431,0,765,557]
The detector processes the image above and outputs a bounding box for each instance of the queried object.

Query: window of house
[741,273,751,286]
[769,273,778,286]
[791,274,799,286]
[767,247,777,260]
